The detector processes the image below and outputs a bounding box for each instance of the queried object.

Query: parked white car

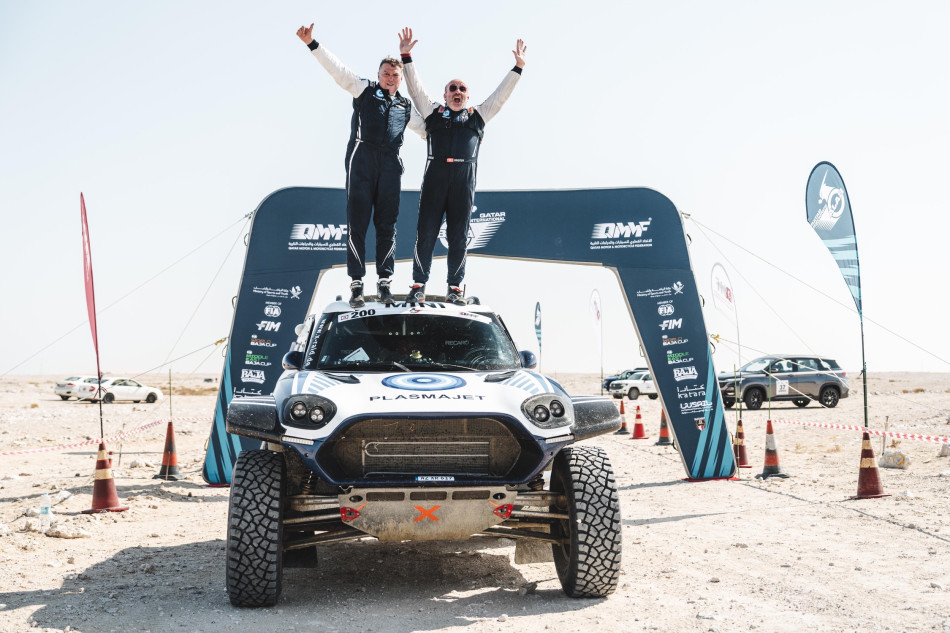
[54,375,97,400]
[608,370,658,400]
[78,377,162,404]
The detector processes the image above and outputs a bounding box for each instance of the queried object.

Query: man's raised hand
[399,27,417,55]
[297,23,314,45]
[513,39,527,68]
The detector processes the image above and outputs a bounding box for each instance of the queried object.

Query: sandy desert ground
[0,371,948,633]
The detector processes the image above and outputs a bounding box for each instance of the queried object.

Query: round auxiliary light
[550,400,565,417]
[533,405,550,423]
[291,402,308,419]
[309,407,325,423]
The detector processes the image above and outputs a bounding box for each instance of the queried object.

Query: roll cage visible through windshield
[304,310,522,371]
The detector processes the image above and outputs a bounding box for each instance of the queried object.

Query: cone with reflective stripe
[755,420,789,479]
[83,442,129,513]
[614,400,630,435]
[733,419,752,468]
[654,410,673,446]
[853,430,889,499]
[153,421,182,481]
[631,405,650,440]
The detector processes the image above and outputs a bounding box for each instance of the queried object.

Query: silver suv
[718,355,849,410]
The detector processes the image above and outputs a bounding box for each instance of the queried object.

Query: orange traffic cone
[755,420,789,479]
[83,442,129,513]
[154,421,182,481]
[631,405,650,440]
[614,400,630,435]
[733,419,752,468]
[853,431,889,499]
[654,410,673,446]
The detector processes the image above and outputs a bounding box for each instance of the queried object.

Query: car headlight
[521,394,573,429]
[282,395,336,430]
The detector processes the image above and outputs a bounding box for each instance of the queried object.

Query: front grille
[327,418,522,479]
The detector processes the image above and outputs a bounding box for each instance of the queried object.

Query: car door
[124,379,148,400]
[792,357,820,398]
[767,359,793,398]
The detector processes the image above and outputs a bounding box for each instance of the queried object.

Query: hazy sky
[2,1,949,378]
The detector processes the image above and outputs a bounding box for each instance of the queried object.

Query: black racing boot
[377,278,395,306]
[406,283,426,303]
[349,280,365,308]
[447,285,466,306]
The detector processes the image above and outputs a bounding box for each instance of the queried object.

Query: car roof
[321,299,497,316]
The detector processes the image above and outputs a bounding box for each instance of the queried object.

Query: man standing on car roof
[398,28,526,305]
[297,23,426,308]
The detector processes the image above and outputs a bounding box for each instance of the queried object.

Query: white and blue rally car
[225,298,622,607]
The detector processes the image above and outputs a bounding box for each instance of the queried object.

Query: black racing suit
[401,54,522,288]
[308,41,425,280]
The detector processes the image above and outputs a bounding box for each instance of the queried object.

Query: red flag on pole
[80,193,102,381]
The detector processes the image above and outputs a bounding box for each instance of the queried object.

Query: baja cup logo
[438,209,505,250]
[810,170,846,231]
[241,369,266,384]
[673,366,698,382]
[289,224,348,252]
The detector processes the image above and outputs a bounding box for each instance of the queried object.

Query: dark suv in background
[718,355,849,410]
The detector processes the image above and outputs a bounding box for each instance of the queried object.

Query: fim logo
[660,319,682,331]
[591,220,652,239]
[256,320,281,332]
[673,366,698,382]
[241,369,266,384]
[438,209,505,250]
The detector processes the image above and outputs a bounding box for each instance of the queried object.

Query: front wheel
[743,388,765,411]
[227,449,285,607]
[819,386,840,408]
[627,387,640,400]
[146,393,158,403]
[550,446,622,598]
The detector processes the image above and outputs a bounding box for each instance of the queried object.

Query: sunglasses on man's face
[448,84,467,93]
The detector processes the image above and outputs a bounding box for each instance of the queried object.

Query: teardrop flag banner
[81,193,105,436]
[805,162,862,315]
[534,302,542,357]
[805,162,868,427]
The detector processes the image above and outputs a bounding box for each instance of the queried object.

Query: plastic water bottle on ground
[39,493,53,532]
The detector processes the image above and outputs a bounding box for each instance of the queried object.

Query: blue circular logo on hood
[382,374,466,391]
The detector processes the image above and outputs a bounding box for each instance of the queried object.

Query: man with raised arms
[397,28,526,305]
[297,23,426,308]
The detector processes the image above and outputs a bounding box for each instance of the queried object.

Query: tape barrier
[0,417,210,457]
[772,418,950,445]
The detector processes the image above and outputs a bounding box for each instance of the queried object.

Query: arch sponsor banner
[202,187,736,484]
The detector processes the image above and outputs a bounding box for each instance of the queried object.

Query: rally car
[225,298,623,607]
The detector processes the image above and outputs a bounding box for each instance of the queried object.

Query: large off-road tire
[226,449,285,607]
[743,387,765,411]
[819,386,840,408]
[550,446,622,598]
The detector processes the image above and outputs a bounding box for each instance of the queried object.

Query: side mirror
[519,350,538,370]
[282,350,304,371]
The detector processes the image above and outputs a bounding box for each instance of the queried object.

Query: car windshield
[740,357,775,372]
[306,312,521,372]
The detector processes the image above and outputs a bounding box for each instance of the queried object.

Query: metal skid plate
[338,487,517,542]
